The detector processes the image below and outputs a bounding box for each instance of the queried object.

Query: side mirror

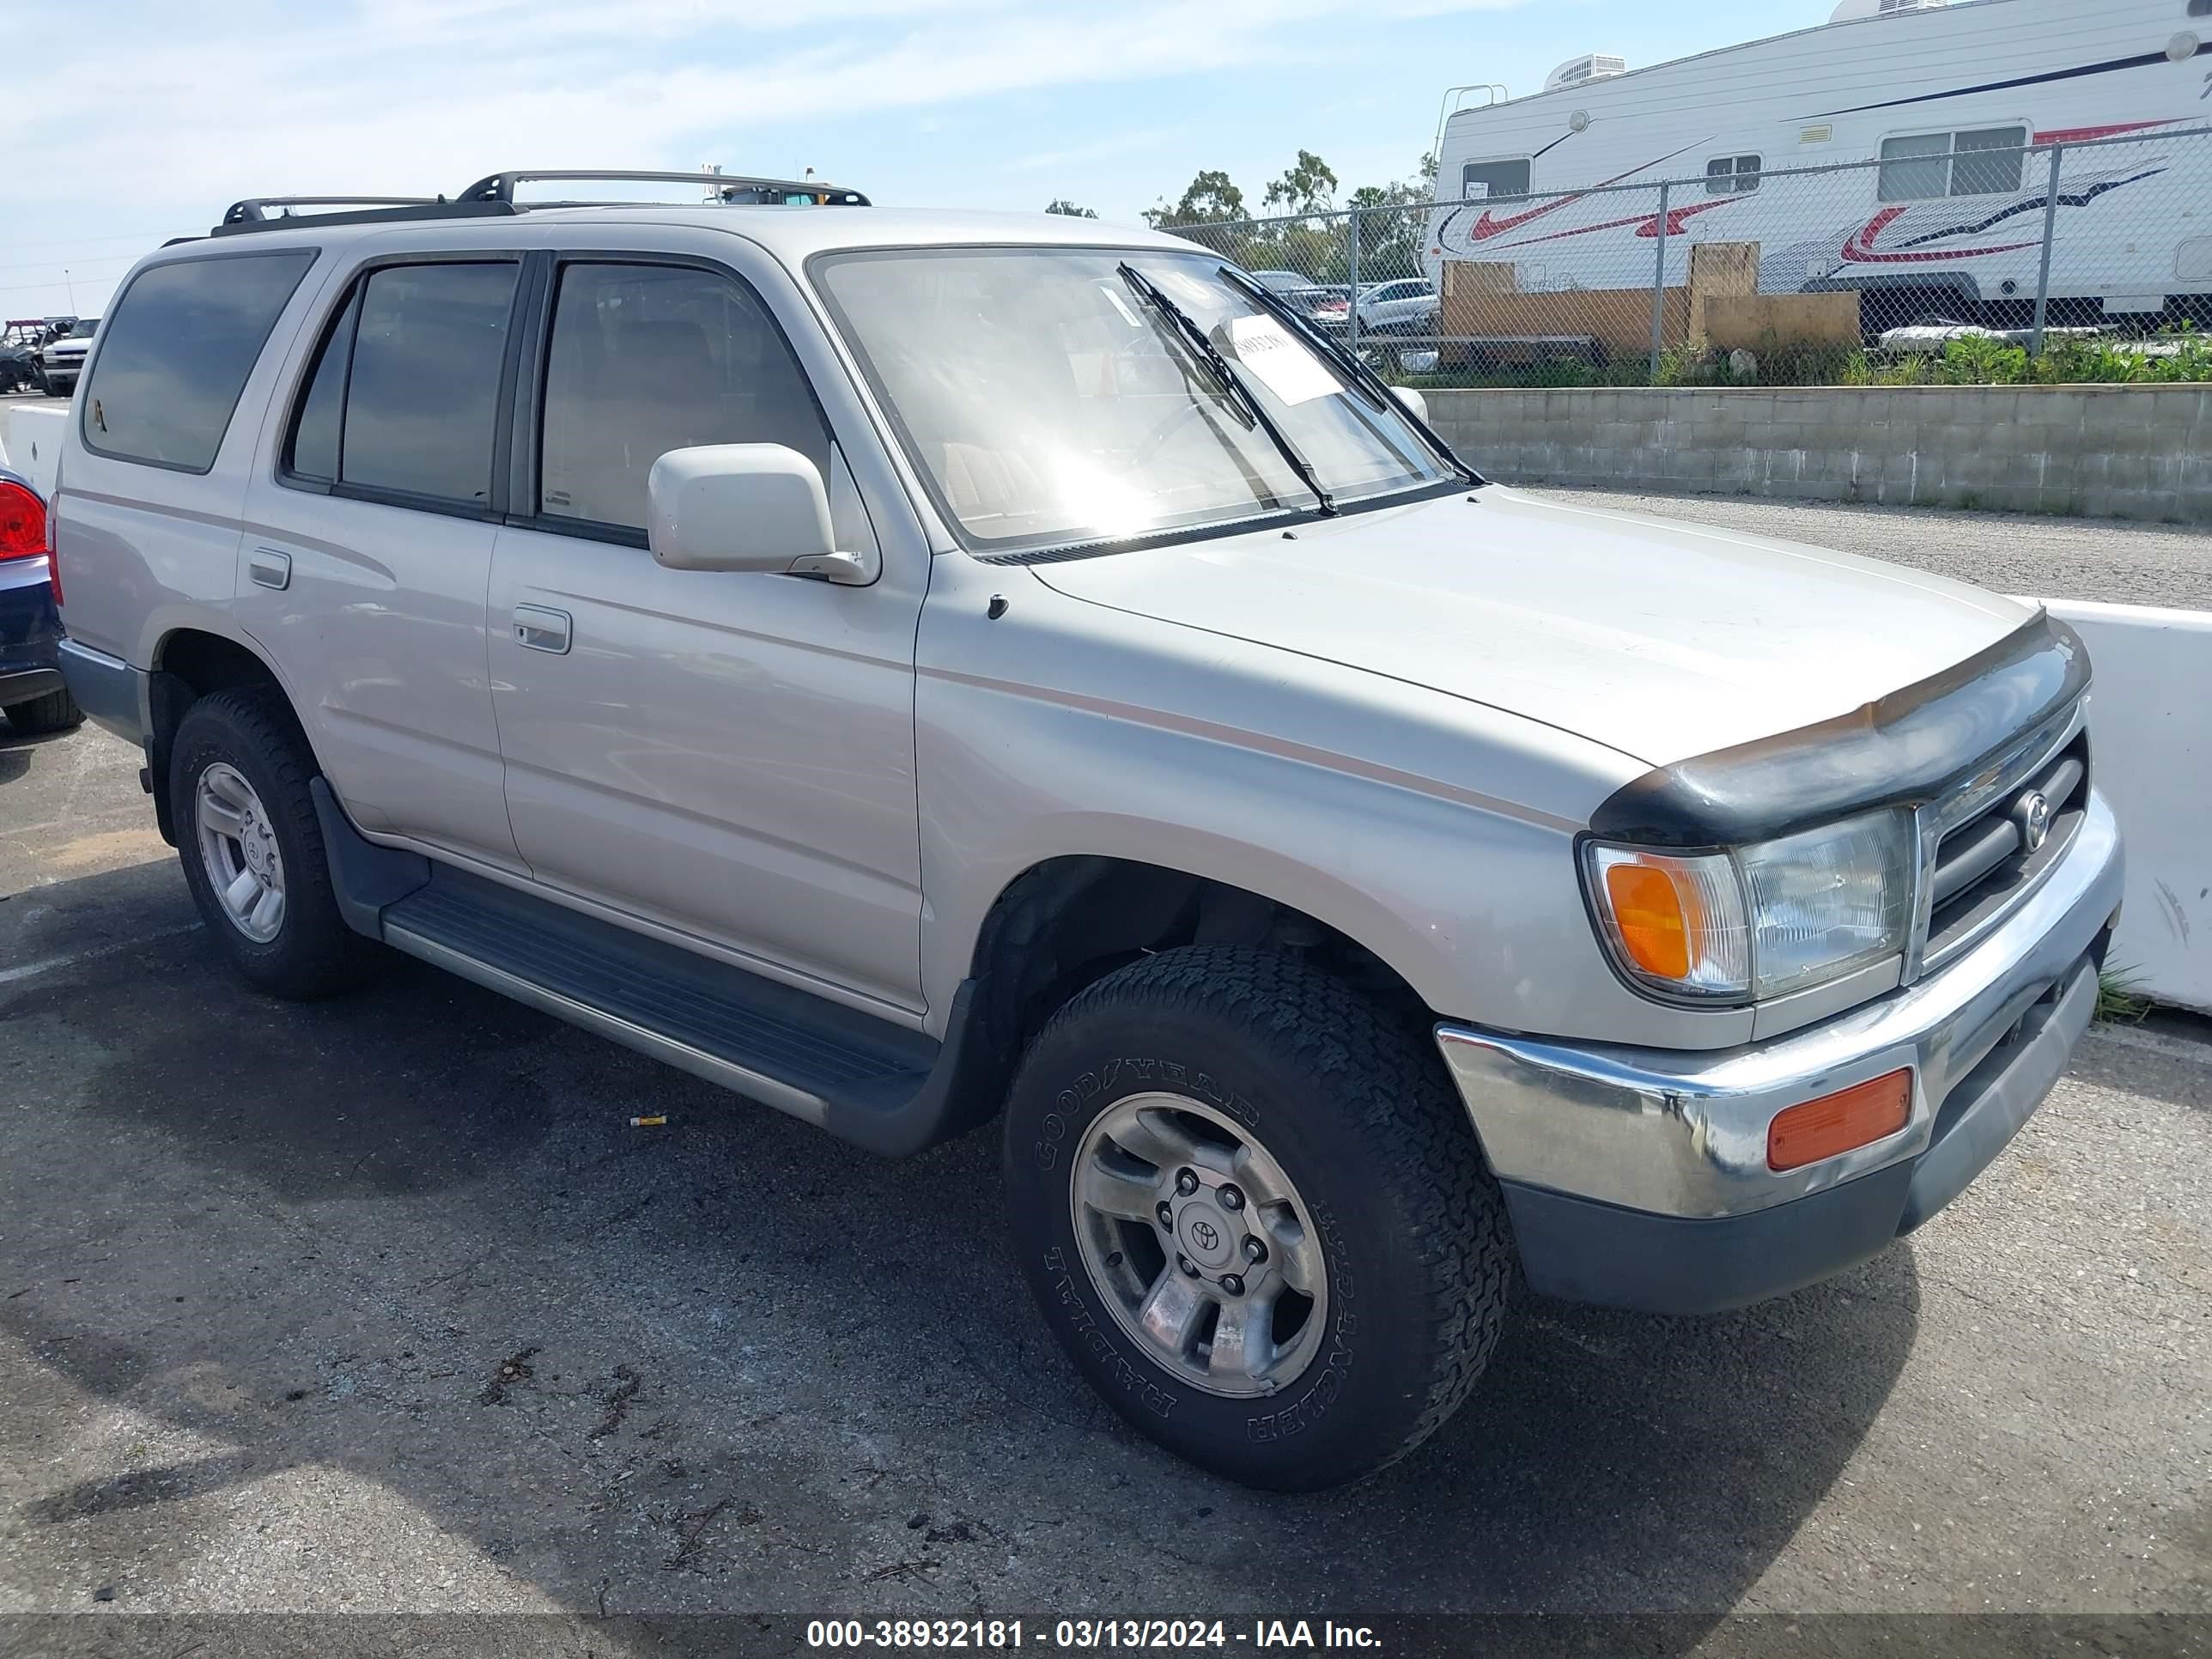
[1389,384,1429,424]
[647,443,877,584]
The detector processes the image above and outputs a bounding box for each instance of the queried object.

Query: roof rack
[210,171,871,239]
[454,169,870,207]
[212,194,518,238]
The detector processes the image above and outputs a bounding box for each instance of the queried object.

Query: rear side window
[536,261,829,534]
[81,252,316,472]
[283,261,520,507]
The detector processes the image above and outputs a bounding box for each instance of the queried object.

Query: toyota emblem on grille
[2016,791,2051,854]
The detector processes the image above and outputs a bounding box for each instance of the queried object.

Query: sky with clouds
[5,0,1831,317]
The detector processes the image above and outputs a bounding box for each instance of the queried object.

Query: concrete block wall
[1425,384,2212,524]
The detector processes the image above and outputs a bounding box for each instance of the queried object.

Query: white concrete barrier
[2038,599,2212,1017]
[2,401,67,497]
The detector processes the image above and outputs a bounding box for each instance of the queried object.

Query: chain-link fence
[1162,126,2212,387]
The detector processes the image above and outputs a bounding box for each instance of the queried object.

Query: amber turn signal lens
[1602,861,1693,980]
[1766,1069,1912,1172]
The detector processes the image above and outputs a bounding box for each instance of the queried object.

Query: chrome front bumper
[1434,791,2123,1310]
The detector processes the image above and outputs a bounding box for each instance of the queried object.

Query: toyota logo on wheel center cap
[1178,1206,1234,1267]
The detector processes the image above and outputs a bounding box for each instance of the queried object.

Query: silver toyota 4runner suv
[55,170,2122,1491]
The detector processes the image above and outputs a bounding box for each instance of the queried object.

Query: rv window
[1704,155,1762,195]
[2192,0,2210,16]
[1950,127,2027,197]
[1460,160,1532,204]
[1879,127,2027,201]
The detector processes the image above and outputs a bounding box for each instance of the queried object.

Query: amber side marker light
[1766,1068,1913,1172]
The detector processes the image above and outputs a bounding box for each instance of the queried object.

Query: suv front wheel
[1003,945,1512,1490]
[169,686,379,999]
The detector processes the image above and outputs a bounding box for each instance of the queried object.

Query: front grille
[1922,727,2089,966]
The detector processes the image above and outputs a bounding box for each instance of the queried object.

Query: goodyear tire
[1003,945,1512,1490]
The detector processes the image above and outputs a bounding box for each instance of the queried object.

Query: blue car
[0,465,82,736]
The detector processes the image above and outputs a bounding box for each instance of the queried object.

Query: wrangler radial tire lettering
[1001,945,1513,1491]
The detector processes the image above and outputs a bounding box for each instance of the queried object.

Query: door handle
[248,548,291,591]
[513,605,573,654]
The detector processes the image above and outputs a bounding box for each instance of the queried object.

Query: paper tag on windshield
[1225,314,1340,406]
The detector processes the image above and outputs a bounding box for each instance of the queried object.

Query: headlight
[1583,808,1913,1004]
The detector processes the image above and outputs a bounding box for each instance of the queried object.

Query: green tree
[1143,168,1246,228]
[1262,149,1339,216]
[1044,198,1098,218]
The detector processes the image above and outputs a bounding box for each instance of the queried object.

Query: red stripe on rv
[2030,119,2176,144]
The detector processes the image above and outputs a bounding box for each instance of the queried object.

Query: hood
[1027,487,2033,767]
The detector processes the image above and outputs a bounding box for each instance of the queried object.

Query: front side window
[537,262,830,532]
[1461,159,1532,204]
[1705,154,1762,195]
[1880,127,2027,201]
[814,247,1452,556]
[82,252,314,471]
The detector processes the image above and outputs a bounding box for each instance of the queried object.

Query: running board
[310,783,1002,1156]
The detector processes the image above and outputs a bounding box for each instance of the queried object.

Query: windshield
[814,247,1451,554]
[66,319,97,338]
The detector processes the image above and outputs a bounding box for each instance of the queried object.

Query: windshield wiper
[1216,264,1483,487]
[1117,262,1336,517]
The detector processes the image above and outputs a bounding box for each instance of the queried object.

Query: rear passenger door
[486,252,927,1012]
[236,253,529,870]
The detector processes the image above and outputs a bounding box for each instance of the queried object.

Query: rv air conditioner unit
[1828,0,1947,20]
[1543,53,1626,94]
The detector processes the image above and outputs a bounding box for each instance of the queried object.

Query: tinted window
[538,262,828,532]
[286,285,358,483]
[1705,154,1761,195]
[339,263,518,505]
[1461,159,1531,204]
[82,252,314,471]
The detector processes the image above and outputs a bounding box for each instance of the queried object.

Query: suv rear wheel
[1003,945,1512,1490]
[169,686,378,999]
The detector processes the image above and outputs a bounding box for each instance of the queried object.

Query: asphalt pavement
[1,500,2208,1635]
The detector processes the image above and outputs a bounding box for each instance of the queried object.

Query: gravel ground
[1,499,2208,1635]
[1528,488,2212,611]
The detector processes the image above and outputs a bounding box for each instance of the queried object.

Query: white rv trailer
[1426,0,2212,331]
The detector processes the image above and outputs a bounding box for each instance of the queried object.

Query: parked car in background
[56,173,2122,1492]
[1246,269,1316,295]
[1354,277,1438,334]
[36,318,97,397]
[1297,283,1358,327]
[0,467,83,734]
[1,321,59,394]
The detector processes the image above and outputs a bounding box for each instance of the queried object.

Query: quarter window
[537,262,829,534]
[82,251,315,472]
[1879,127,2027,201]
[1705,154,1762,195]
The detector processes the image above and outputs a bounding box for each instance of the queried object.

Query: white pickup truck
[35,317,97,395]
